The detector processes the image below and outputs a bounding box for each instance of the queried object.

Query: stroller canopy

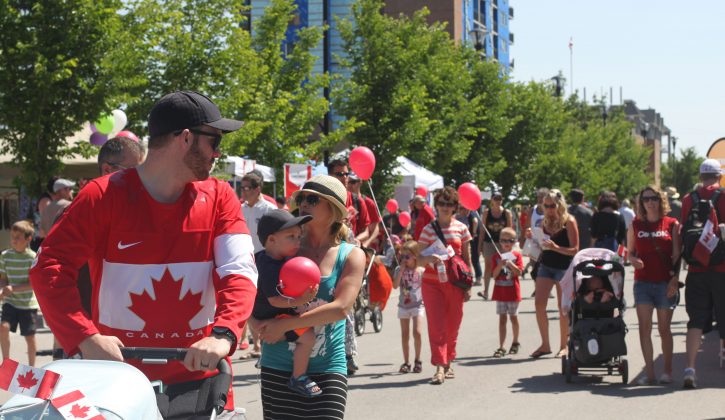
[560,248,625,311]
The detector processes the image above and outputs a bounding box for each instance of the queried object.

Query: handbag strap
[645,218,675,274]
[431,220,447,246]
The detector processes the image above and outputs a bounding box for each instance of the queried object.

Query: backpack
[682,187,725,267]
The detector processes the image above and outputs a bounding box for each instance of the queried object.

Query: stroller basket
[571,317,627,364]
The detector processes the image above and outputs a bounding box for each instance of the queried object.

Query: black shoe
[347,355,359,375]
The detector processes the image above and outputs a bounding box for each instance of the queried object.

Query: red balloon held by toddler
[278,257,321,297]
[458,182,482,211]
[349,146,376,181]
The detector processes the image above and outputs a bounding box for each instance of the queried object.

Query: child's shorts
[397,306,425,319]
[1,303,38,336]
[496,301,520,315]
[275,314,311,342]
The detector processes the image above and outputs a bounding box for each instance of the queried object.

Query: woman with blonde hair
[627,185,680,385]
[255,174,365,419]
[527,189,579,358]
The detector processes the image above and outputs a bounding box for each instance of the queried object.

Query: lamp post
[469,26,487,58]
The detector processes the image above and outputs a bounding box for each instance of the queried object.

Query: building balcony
[509,32,514,45]
[509,6,514,19]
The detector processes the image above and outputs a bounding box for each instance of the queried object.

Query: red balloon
[349,146,376,180]
[398,211,411,228]
[115,130,140,142]
[415,186,428,197]
[458,182,482,211]
[279,257,321,298]
[386,199,398,214]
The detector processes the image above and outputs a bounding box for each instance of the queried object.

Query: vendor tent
[224,156,276,182]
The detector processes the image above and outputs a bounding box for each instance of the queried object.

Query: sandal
[288,375,323,398]
[493,348,507,358]
[444,366,455,379]
[477,291,488,300]
[413,360,423,373]
[509,342,521,355]
[530,349,552,359]
[399,363,411,374]
[431,368,445,385]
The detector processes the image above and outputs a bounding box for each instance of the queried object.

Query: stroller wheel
[354,308,366,336]
[620,359,628,384]
[371,306,383,332]
[564,355,572,383]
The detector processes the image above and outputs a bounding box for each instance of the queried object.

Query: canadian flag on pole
[51,390,105,420]
[693,214,720,266]
[0,359,60,399]
[616,244,628,260]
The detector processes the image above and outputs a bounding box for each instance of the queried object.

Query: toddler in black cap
[252,210,323,397]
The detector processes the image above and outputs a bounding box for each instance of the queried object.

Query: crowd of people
[0,90,720,418]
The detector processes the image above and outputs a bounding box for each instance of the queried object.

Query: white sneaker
[587,338,599,355]
[659,373,673,384]
[683,368,697,389]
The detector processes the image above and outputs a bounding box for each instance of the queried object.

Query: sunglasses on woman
[437,201,457,208]
[543,203,557,209]
[295,193,321,207]
[641,195,661,203]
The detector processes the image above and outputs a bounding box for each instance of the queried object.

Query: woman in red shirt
[627,185,680,385]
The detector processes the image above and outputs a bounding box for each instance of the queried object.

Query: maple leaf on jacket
[16,370,38,390]
[69,404,90,418]
[128,268,204,332]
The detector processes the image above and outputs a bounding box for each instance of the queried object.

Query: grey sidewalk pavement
[3,262,724,419]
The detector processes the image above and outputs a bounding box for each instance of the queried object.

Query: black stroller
[560,248,629,384]
[353,247,383,336]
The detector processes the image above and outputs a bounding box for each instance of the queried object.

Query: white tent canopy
[224,156,276,182]
[393,156,444,190]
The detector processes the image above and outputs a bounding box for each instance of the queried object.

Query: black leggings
[471,237,482,278]
[261,367,348,420]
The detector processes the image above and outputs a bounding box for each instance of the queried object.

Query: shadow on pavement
[348,376,429,390]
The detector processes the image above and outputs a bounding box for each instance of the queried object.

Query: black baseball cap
[148,90,244,137]
[258,210,313,246]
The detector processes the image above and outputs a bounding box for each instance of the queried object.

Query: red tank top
[632,216,677,282]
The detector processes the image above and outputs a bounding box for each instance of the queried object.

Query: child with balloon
[251,210,322,397]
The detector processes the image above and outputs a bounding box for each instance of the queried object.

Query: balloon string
[366,180,400,267]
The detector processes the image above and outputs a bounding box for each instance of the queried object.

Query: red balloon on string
[115,130,140,142]
[386,199,398,214]
[415,186,428,197]
[279,257,321,297]
[398,211,411,228]
[458,182,482,211]
[349,146,376,180]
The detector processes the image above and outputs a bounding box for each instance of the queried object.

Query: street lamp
[469,26,487,57]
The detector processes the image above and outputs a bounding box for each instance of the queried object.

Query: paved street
[3,262,724,419]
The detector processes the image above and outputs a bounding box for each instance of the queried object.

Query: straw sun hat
[290,175,348,221]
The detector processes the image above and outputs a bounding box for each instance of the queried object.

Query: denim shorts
[536,264,568,282]
[633,281,678,310]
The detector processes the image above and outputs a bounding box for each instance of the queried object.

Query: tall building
[623,100,669,186]
[384,0,514,72]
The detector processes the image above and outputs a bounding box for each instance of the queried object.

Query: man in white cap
[680,158,725,389]
[38,178,75,237]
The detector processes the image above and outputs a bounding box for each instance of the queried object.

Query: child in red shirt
[491,228,524,357]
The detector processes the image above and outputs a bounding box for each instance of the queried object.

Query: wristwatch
[211,326,237,346]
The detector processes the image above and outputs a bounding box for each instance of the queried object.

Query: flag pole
[569,37,574,97]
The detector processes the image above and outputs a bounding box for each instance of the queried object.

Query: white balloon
[111,109,127,133]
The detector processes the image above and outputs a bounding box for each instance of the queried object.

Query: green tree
[661,146,703,195]
[335,0,475,198]
[0,0,122,195]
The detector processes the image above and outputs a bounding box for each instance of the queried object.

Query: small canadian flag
[51,390,105,420]
[0,359,60,400]
[617,244,628,260]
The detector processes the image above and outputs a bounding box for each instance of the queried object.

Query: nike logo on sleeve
[117,241,142,250]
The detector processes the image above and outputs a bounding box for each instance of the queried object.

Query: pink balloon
[458,182,482,211]
[415,186,428,197]
[349,146,376,180]
[279,257,321,297]
[386,199,398,214]
[115,130,140,142]
[90,132,108,146]
[398,211,411,228]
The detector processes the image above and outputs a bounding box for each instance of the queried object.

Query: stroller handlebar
[121,347,231,374]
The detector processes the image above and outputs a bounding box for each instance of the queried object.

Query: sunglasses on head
[295,193,321,207]
[543,203,557,209]
[641,195,660,203]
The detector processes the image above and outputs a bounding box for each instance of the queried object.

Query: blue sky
[510,0,725,157]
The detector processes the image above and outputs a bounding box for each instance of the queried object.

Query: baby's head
[498,227,517,252]
[585,275,605,291]
[258,210,313,258]
[400,240,419,268]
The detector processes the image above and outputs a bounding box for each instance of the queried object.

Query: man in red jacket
[30,91,258,407]
[680,158,725,389]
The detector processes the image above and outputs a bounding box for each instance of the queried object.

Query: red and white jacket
[30,169,258,386]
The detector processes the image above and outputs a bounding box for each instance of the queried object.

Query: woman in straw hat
[255,175,365,419]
